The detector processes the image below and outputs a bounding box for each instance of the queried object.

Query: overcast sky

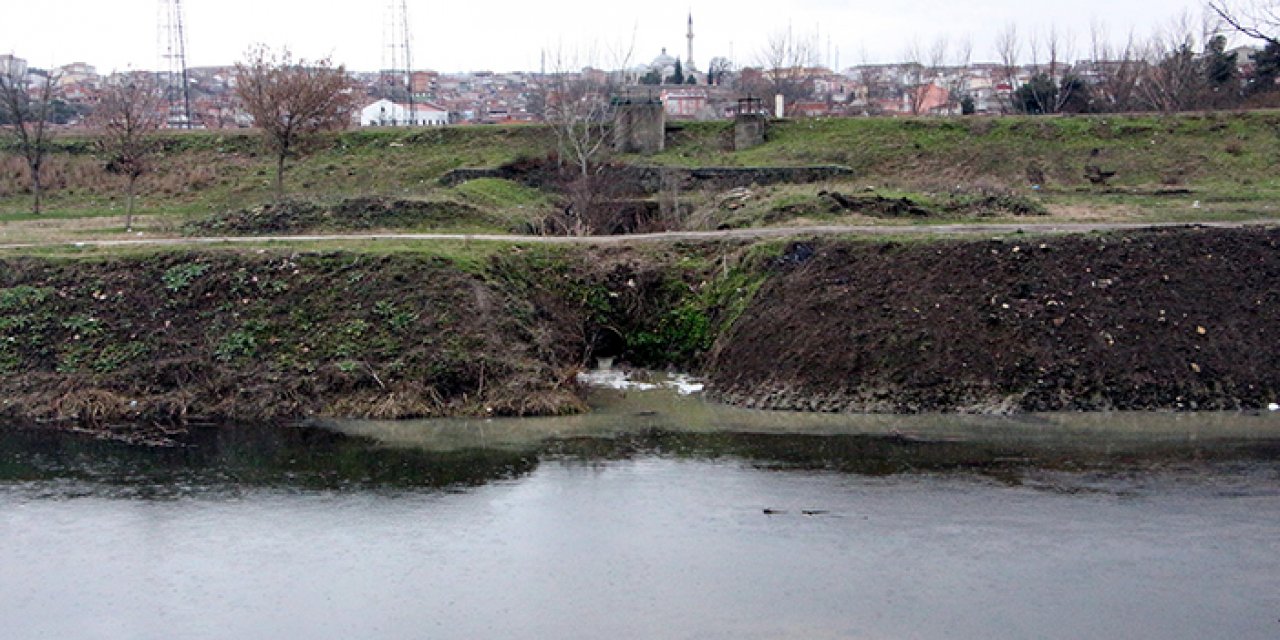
[3,0,1215,74]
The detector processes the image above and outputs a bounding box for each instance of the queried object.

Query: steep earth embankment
[0,242,726,441]
[0,251,593,434]
[707,226,1280,412]
[1,226,1277,441]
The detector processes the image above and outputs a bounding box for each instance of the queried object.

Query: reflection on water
[320,386,1280,482]
[0,422,537,498]
[2,387,1279,497]
[2,389,1280,640]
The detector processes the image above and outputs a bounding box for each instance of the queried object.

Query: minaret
[686,13,695,71]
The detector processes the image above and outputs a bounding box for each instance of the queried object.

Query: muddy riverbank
[708,225,1280,413]
[0,225,1277,436]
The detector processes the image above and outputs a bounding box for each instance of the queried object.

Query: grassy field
[2,110,1278,241]
[650,112,1280,226]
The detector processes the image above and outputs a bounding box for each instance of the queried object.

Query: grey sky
[4,0,1212,73]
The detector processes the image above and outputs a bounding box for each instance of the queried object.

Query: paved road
[0,220,1274,251]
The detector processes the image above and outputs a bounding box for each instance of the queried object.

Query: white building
[359,98,449,126]
[0,54,27,79]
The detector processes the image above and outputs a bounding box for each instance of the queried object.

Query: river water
[2,383,1279,639]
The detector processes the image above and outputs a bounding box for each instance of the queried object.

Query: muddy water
[2,388,1279,639]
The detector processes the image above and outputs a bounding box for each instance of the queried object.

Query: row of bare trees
[0,45,355,217]
[996,14,1269,115]
[718,3,1280,117]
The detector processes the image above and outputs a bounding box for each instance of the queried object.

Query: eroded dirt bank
[0,241,735,441]
[1,225,1277,440]
[0,251,595,437]
[707,226,1280,413]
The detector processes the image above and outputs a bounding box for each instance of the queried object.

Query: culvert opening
[586,326,626,368]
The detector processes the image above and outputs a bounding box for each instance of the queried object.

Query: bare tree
[994,23,1023,113]
[535,41,632,180]
[541,66,612,181]
[851,48,891,115]
[942,38,974,114]
[1208,0,1280,45]
[234,45,357,200]
[1020,26,1079,114]
[756,26,819,114]
[902,39,933,115]
[1139,15,1211,112]
[92,75,165,231]
[1089,22,1144,112]
[707,57,734,86]
[0,67,59,214]
[904,36,961,115]
[532,40,635,236]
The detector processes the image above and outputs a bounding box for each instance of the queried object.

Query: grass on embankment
[2,111,1279,233]
[0,126,552,226]
[0,237,777,435]
[650,112,1280,223]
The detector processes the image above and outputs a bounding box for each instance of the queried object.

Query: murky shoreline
[2,384,1279,639]
[319,379,1280,467]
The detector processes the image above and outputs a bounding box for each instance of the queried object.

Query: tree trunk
[31,166,41,215]
[274,153,286,201]
[126,175,137,232]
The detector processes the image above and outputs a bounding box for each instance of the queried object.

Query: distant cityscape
[0,13,1274,128]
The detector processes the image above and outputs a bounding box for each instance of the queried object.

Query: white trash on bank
[576,366,704,395]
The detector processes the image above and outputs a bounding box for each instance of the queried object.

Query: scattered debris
[817,191,931,218]
[1084,164,1118,186]
[717,187,753,210]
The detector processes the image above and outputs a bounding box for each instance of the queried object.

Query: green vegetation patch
[448,178,549,208]
[184,196,498,235]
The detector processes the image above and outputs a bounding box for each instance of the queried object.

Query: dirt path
[0,220,1275,251]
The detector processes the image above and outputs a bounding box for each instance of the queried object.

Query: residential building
[359,98,449,126]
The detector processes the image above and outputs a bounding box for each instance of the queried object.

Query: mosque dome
[650,48,678,71]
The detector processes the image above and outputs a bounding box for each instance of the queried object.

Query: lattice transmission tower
[157,0,194,128]
[382,0,415,125]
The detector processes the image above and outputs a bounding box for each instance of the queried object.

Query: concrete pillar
[612,101,665,155]
[733,113,767,151]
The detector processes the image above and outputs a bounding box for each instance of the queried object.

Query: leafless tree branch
[234,45,358,200]
[1208,0,1280,46]
[0,67,60,214]
[92,74,165,230]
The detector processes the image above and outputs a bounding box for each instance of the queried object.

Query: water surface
[2,389,1279,639]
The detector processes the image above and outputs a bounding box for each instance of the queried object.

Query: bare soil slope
[708,226,1280,412]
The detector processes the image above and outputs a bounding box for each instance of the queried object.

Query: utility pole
[383,0,414,125]
[157,0,193,128]
[400,0,414,125]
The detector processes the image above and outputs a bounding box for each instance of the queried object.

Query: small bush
[162,263,210,291]
[0,285,53,311]
[92,342,150,373]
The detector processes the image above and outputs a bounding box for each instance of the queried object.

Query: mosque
[636,13,699,83]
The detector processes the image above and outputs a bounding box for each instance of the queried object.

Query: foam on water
[575,363,704,395]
